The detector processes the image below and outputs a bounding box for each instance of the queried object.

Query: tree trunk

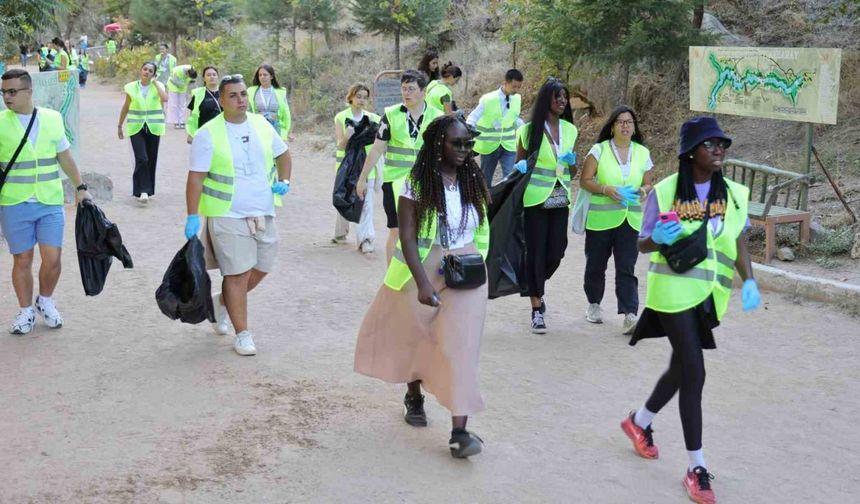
[291,14,298,57]
[619,63,630,104]
[512,40,517,68]
[693,2,705,29]
[394,27,401,69]
[273,27,281,60]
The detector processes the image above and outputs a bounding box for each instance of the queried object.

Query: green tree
[502,0,712,101]
[244,0,296,59]
[0,0,63,53]
[351,0,449,69]
[129,0,232,53]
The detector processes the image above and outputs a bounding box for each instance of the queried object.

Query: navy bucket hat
[678,116,732,158]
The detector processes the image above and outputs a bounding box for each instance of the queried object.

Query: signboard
[373,70,403,116]
[0,69,81,160]
[689,46,841,124]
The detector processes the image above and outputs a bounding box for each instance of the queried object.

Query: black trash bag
[486,153,536,299]
[155,237,216,324]
[333,115,379,223]
[75,200,133,296]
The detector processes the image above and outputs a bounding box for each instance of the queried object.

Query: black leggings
[129,124,160,197]
[644,308,706,451]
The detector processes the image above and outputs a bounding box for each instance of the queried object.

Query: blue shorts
[0,202,65,255]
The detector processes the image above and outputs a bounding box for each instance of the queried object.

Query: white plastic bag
[571,188,590,235]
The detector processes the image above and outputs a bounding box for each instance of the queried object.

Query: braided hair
[672,155,734,221]
[409,115,490,237]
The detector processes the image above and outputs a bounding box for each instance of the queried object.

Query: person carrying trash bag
[75,200,133,296]
[332,83,380,253]
[1,69,93,336]
[184,74,293,357]
[155,236,215,325]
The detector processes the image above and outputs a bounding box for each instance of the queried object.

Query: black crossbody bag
[660,205,710,274]
[0,109,37,195]
[438,214,486,289]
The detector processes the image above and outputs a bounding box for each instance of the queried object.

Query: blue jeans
[479,147,516,186]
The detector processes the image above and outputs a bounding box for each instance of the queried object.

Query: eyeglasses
[220,74,244,82]
[449,139,476,151]
[401,85,420,93]
[701,139,730,151]
[615,119,634,127]
[0,88,30,97]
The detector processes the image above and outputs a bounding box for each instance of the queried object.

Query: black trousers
[523,205,569,298]
[644,308,707,451]
[129,124,160,196]
[583,221,640,314]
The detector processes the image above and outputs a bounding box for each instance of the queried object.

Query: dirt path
[1,80,858,503]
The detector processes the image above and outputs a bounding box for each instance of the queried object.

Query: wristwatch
[76,183,88,191]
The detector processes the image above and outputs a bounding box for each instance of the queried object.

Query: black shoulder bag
[0,109,37,195]
[660,205,710,274]
[439,213,486,289]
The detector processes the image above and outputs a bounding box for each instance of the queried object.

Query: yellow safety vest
[106,40,117,55]
[425,81,452,112]
[383,178,491,290]
[197,114,281,217]
[0,108,65,206]
[123,80,165,136]
[247,86,292,140]
[645,174,749,320]
[382,104,444,183]
[186,87,219,137]
[167,65,192,93]
[473,90,520,155]
[334,108,380,178]
[517,121,578,207]
[586,140,649,231]
[154,53,176,79]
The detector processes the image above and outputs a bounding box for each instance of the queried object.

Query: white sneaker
[585,303,603,324]
[622,313,638,335]
[331,235,348,244]
[233,330,257,356]
[35,296,63,328]
[359,240,374,254]
[139,192,149,204]
[10,308,36,335]
[212,293,230,335]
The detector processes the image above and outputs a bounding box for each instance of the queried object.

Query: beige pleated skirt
[354,244,487,416]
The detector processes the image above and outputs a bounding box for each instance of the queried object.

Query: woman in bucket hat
[618,116,761,504]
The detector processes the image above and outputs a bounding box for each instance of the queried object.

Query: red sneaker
[683,466,716,504]
[620,411,659,459]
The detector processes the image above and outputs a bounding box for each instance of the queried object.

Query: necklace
[441,172,458,191]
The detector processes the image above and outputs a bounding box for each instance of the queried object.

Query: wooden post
[802,122,813,210]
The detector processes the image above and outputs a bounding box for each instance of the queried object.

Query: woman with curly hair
[417,47,440,82]
[355,115,491,459]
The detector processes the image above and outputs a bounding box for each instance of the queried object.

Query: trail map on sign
[689,47,841,124]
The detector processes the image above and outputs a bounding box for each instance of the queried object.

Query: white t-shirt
[17,111,71,152]
[587,140,653,179]
[139,83,150,99]
[402,180,479,250]
[190,118,288,218]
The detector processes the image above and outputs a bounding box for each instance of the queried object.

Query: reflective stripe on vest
[0,109,64,206]
[382,104,443,182]
[197,114,279,217]
[124,80,165,136]
[473,92,521,155]
[517,121,579,207]
[586,140,649,231]
[644,174,749,320]
[383,178,491,290]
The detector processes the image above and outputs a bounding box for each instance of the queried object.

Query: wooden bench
[724,158,812,263]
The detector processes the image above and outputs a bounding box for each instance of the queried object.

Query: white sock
[20,305,35,314]
[634,406,657,429]
[687,448,706,471]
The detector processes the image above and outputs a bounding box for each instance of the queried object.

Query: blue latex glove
[184,214,200,240]
[651,220,682,245]
[619,186,641,207]
[514,159,528,174]
[741,278,761,312]
[272,180,290,195]
[558,150,576,166]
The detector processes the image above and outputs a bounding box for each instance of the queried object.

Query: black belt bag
[660,208,710,274]
[439,214,486,289]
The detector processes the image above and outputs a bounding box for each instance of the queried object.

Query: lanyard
[609,139,632,181]
[259,87,273,112]
[544,120,564,177]
[206,89,221,113]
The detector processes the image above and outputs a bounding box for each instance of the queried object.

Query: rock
[701,13,753,46]
[776,247,796,262]
[62,172,113,204]
[809,221,828,241]
[851,232,860,260]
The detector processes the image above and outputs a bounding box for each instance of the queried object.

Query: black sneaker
[531,310,547,334]
[449,429,484,458]
[403,393,427,427]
